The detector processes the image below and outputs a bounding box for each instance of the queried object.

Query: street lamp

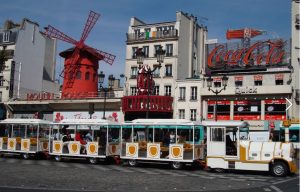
[206,75,229,121]
[98,71,115,119]
[136,45,165,118]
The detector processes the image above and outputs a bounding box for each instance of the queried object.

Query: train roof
[125,119,202,125]
[53,119,119,125]
[201,121,249,128]
[0,118,52,124]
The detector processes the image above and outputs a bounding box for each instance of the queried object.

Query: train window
[211,128,224,142]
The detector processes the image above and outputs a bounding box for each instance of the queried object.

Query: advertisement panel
[53,111,123,122]
[206,39,291,74]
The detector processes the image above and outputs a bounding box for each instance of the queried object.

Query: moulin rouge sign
[207,39,289,71]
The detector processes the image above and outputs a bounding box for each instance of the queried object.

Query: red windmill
[45,11,115,99]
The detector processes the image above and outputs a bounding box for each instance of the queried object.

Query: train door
[225,127,239,158]
[207,127,225,157]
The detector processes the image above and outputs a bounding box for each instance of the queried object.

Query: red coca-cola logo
[207,40,286,68]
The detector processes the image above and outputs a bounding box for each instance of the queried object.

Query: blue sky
[0,0,291,84]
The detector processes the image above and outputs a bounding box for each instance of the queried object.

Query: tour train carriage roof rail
[201,120,249,128]
[0,118,52,124]
[53,118,119,125]
[127,119,202,125]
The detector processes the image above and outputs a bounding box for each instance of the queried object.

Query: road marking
[270,185,283,192]
[263,188,272,191]
[248,178,267,182]
[271,176,299,185]
[229,178,247,181]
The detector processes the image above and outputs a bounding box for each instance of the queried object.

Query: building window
[234,100,261,120]
[0,76,3,86]
[132,47,138,59]
[165,65,172,77]
[275,79,283,85]
[165,85,171,96]
[179,87,186,101]
[143,46,149,58]
[168,26,175,30]
[235,81,243,87]
[254,75,263,86]
[85,72,90,80]
[156,27,163,31]
[235,76,243,87]
[207,101,231,120]
[153,65,160,78]
[134,29,140,38]
[254,80,262,86]
[130,87,137,95]
[265,99,286,120]
[179,109,185,119]
[3,32,10,42]
[154,45,161,57]
[0,92,2,102]
[214,81,221,87]
[166,44,173,56]
[76,71,81,79]
[154,86,159,95]
[213,77,222,87]
[190,87,197,100]
[275,74,284,85]
[190,109,196,121]
[130,67,137,79]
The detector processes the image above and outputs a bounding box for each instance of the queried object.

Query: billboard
[206,39,291,74]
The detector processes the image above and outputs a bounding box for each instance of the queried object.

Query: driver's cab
[203,121,249,159]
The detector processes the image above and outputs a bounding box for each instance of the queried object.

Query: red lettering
[208,40,286,69]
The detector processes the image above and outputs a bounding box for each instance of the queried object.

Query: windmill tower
[45,11,115,98]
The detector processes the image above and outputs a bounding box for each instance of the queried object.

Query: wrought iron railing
[127,30,178,42]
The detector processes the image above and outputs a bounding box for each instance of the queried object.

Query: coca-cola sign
[206,39,290,73]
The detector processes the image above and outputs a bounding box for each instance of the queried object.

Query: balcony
[127,30,178,43]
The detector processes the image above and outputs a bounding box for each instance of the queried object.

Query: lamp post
[98,71,115,119]
[206,75,229,121]
[136,45,165,118]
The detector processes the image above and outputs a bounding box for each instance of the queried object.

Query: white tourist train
[0,118,297,177]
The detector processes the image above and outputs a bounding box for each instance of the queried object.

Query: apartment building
[0,19,59,119]
[124,11,207,107]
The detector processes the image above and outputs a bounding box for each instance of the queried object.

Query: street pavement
[0,156,298,192]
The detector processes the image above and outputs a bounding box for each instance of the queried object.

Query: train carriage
[203,121,298,177]
[120,119,205,169]
[50,119,121,164]
[0,119,52,159]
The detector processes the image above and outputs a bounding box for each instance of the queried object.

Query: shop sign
[235,86,257,94]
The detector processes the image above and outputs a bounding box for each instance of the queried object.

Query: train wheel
[22,153,30,160]
[128,159,137,167]
[171,161,183,170]
[89,157,98,164]
[54,155,62,162]
[271,162,288,177]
